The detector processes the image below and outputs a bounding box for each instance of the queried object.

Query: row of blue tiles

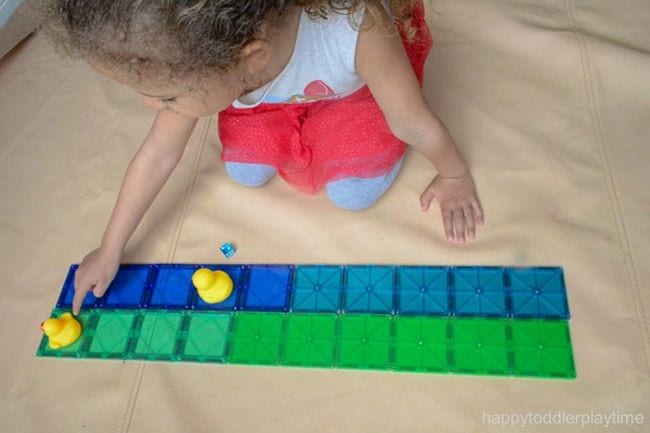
[57,264,570,319]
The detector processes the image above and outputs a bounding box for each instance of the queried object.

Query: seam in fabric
[119,117,213,433]
[119,362,146,433]
[565,0,650,375]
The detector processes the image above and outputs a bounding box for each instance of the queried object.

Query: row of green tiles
[37,309,575,378]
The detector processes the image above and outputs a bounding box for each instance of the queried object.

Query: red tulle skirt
[218,1,433,194]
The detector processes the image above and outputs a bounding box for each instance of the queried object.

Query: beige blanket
[1,1,648,432]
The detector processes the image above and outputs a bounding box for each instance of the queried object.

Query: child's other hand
[72,248,120,315]
[419,173,484,244]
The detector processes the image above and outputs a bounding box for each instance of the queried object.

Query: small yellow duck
[192,268,234,304]
[41,312,82,349]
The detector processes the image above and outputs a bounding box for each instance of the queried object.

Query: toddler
[44,0,484,314]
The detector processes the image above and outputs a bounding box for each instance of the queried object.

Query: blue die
[219,242,236,259]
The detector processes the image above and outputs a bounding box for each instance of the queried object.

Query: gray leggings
[225,157,404,211]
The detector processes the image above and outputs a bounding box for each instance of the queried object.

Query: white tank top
[232,7,366,109]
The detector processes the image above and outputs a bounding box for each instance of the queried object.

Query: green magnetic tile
[37,310,95,358]
[510,320,575,377]
[229,312,284,364]
[394,316,448,372]
[511,346,575,378]
[37,305,575,379]
[182,313,232,361]
[510,320,570,346]
[283,314,337,367]
[338,315,391,369]
[133,313,182,358]
[450,318,509,375]
[87,312,137,357]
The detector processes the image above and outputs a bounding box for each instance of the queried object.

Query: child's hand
[72,248,121,314]
[419,173,484,244]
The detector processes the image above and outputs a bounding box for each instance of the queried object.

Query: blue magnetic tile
[398,266,449,316]
[452,267,507,317]
[510,268,569,319]
[103,265,150,308]
[56,265,100,308]
[148,265,196,309]
[291,265,342,312]
[244,265,291,310]
[193,265,244,310]
[52,263,569,321]
[344,266,395,314]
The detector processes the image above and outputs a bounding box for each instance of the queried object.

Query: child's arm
[72,109,197,314]
[356,10,484,244]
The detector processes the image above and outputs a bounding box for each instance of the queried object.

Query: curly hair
[41,0,419,85]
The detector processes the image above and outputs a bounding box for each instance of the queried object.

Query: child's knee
[327,183,381,211]
[224,162,277,187]
[326,158,403,211]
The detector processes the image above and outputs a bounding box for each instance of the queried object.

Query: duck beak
[40,321,45,331]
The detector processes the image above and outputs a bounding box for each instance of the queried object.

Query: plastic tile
[344,266,395,314]
[397,266,449,316]
[192,265,244,310]
[394,316,448,372]
[52,264,572,320]
[510,268,569,319]
[229,312,284,364]
[103,266,151,308]
[244,265,291,311]
[453,268,507,317]
[282,313,337,367]
[291,265,342,312]
[37,309,576,378]
[56,265,100,309]
[41,262,575,378]
[338,315,391,369]
[510,320,575,378]
[148,265,196,309]
[450,318,509,374]
[182,313,231,361]
[86,311,137,358]
[133,312,182,359]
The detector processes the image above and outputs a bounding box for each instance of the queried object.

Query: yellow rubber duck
[41,312,82,349]
[192,268,234,304]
